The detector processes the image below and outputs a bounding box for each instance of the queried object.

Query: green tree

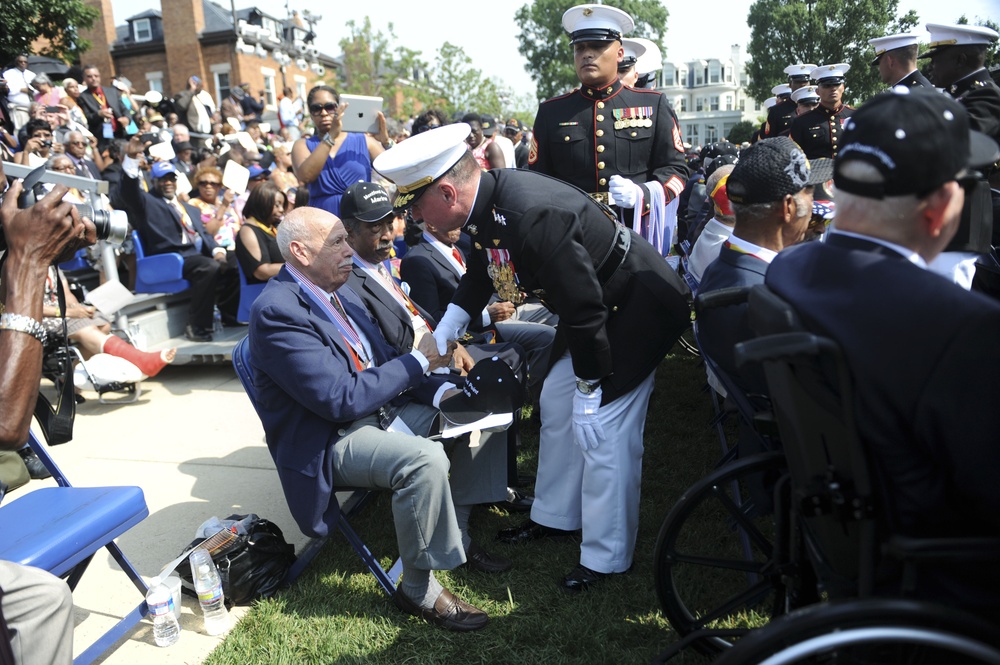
[726,119,758,144]
[0,0,98,65]
[745,0,919,107]
[515,0,669,102]
[338,18,435,118]
[433,42,513,118]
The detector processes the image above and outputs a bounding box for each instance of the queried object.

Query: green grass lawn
[206,347,743,665]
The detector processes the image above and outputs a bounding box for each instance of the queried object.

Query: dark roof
[123,8,161,21]
[203,1,234,34]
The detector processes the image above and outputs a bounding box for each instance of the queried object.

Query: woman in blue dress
[290,85,394,216]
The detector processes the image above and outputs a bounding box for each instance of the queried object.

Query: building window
[710,64,720,84]
[705,125,719,143]
[663,69,674,86]
[261,68,277,107]
[145,71,163,93]
[133,18,152,42]
[726,95,733,111]
[710,96,719,111]
[685,124,699,145]
[210,63,231,107]
[739,99,746,111]
[695,68,703,86]
[294,75,307,102]
[679,98,687,112]
[695,98,703,112]
[725,65,733,83]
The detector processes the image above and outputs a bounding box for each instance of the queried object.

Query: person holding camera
[0,159,92,665]
[13,119,54,167]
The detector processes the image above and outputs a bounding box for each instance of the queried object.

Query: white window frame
[145,71,163,94]
[133,18,152,43]
[294,75,307,102]
[210,63,232,108]
[261,67,277,108]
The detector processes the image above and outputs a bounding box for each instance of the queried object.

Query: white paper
[174,171,192,196]
[234,131,257,152]
[223,160,250,195]
[85,279,135,315]
[227,117,242,132]
[148,141,175,161]
[258,122,271,134]
[440,412,513,439]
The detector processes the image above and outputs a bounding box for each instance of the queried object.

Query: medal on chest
[613,106,653,130]
[486,248,524,305]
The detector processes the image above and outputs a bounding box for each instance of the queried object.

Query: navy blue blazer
[346,263,437,353]
[696,243,769,394]
[249,268,449,538]
[120,172,218,258]
[399,240,463,325]
[768,234,1000,611]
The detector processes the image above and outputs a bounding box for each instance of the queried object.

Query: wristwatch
[322,133,337,148]
[576,379,601,395]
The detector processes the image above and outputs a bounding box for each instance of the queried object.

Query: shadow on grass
[205,348,737,665]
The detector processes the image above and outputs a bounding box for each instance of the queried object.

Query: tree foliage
[515,0,669,101]
[726,119,758,144]
[0,0,98,66]
[432,42,513,118]
[337,18,435,116]
[956,15,999,69]
[745,0,918,107]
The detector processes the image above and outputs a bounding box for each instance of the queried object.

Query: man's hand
[609,175,642,209]
[417,331,455,372]
[1,179,95,266]
[116,116,131,128]
[433,303,473,355]
[374,111,390,145]
[453,344,475,375]
[126,136,145,159]
[572,385,605,451]
[487,301,515,323]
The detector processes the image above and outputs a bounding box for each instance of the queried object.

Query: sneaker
[184,324,213,342]
[17,448,52,480]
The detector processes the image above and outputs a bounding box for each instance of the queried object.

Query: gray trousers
[331,403,506,572]
[0,561,73,665]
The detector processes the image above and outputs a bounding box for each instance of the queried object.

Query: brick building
[79,0,340,117]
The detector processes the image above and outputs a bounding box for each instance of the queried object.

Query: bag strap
[33,270,75,445]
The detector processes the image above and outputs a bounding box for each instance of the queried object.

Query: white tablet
[339,94,383,134]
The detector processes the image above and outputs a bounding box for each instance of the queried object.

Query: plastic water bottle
[146,582,180,647]
[188,548,230,635]
[213,306,223,333]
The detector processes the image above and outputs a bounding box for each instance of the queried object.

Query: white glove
[433,303,472,354]
[572,384,605,451]
[608,175,642,209]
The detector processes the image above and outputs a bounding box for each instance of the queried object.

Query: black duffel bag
[177,514,296,607]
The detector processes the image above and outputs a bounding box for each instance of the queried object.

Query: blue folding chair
[236,262,266,324]
[231,335,401,595]
[0,432,150,664]
[131,230,190,294]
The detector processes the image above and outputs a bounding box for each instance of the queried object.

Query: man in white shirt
[2,54,35,129]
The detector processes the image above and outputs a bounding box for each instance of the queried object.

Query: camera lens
[41,140,52,148]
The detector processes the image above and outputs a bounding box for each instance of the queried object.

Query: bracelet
[0,313,48,346]
[382,139,396,149]
[323,133,337,148]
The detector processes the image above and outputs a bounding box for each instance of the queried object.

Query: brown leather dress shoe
[464,542,513,573]
[393,587,489,632]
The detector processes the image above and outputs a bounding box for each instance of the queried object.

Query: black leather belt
[595,223,630,286]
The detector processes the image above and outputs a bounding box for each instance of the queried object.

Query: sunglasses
[417,123,441,133]
[198,181,221,187]
[309,102,338,115]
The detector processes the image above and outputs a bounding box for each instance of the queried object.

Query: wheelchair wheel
[713,598,1000,664]
[654,451,789,656]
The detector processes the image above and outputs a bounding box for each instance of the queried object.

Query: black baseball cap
[340,181,394,222]
[480,116,496,137]
[835,87,1000,199]
[439,356,522,433]
[727,137,832,205]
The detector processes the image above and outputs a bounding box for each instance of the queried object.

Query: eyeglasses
[309,102,338,115]
[198,181,221,187]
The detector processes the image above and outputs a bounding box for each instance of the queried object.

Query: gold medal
[643,118,653,128]
[614,121,623,130]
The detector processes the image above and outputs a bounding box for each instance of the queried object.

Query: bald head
[277,207,354,292]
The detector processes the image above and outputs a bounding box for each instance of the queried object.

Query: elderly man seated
[765,88,1000,617]
[697,137,831,395]
[248,206,510,632]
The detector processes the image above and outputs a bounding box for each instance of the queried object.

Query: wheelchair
[653,284,1000,663]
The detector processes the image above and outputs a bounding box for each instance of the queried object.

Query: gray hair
[33,73,52,87]
[276,207,321,263]
[833,161,919,228]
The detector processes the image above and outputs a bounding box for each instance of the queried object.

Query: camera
[14,164,129,247]
[40,139,52,149]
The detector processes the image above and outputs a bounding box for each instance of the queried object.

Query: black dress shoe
[17,448,51,480]
[560,563,631,593]
[496,519,577,545]
[393,587,489,632]
[464,542,513,573]
[184,324,213,342]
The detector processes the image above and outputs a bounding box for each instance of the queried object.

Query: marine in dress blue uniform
[869,33,933,89]
[789,64,855,160]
